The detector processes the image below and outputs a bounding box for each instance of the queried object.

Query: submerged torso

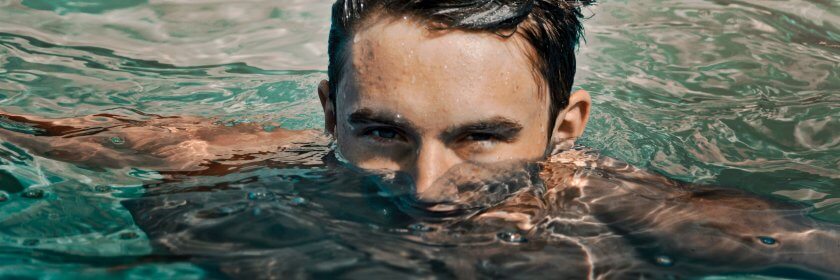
[120,138,839,279]
[1,110,837,278]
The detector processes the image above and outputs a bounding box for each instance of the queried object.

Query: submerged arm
[542,151,840,276]
[0,110,323,173]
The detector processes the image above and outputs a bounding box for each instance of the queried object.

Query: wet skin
[0,14,838,278]
[1,107,839,277]
[320,16,590,202]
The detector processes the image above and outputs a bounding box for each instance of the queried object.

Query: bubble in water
[758,236,777,245]
[119,232,139,240]
[21,189,45,199]
[22,239,39,246]
[290,197,306,206]
[247,191,274,201]
[92,185,112,193]
[109,136,125,145]
[497,232,527,243]
[655,255,674,267]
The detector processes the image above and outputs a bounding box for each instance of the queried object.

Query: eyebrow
[348,108,419,132]
[441,117,524,141]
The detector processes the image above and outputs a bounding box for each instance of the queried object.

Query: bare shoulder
[540,148,840,275]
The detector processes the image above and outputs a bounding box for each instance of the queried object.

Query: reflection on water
[121,149,839,278]
[0,0,838,278]
[576,0,840,213]
[370,160,545,219]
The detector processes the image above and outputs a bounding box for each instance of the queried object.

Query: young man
[319,0,592,202]
[1,0,594,202]
[0,0,838,277]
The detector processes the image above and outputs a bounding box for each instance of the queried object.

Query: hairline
[330,12,552,108]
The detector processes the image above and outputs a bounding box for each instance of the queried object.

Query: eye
[464,132,496,142]
[365,127,404,142]
[372,128,398,139]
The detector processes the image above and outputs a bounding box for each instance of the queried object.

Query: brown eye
[465,133,495,141]
[365,127,404,142]
[372,128,398,139]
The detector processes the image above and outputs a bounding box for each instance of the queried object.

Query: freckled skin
[329,17,562,200]
[0,112,325,173]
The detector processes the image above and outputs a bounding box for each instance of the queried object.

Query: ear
[549,90,591,153]
[318,80,337,135]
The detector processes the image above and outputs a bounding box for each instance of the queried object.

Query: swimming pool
[0,0,838,278]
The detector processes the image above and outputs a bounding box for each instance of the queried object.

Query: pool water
[0,0,838,278]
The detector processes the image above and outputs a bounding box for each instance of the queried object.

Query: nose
[410,140,461,203]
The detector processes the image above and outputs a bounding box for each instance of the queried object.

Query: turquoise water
[578,0,839,220]
[0,0,838,278]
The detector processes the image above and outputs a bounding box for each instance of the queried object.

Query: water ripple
[0,0,838,278]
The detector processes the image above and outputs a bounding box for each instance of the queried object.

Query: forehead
[337,16,546,127]
[347,16,539,91]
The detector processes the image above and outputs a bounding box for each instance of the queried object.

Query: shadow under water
[0,0,837,278]
[122,147,840,279]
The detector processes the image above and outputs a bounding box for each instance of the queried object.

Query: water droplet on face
[109,136,125,145]
[290,197,307,206]
[21,189,45,199]
[758,236,777,245]
[22,239,39,246]
[497,232,527,243]
[119,232,139,240]
[655,255,674,267]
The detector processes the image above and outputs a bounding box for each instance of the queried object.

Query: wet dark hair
[328,0,594,129]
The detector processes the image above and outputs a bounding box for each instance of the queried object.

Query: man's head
[318,0,593,202]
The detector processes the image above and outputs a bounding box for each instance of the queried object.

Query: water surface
[0,0,838,278]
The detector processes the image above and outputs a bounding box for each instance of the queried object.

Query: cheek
[471,142,546,163]
[334,122,366,163]
[515,119,551,158]
[516,129,550,158]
